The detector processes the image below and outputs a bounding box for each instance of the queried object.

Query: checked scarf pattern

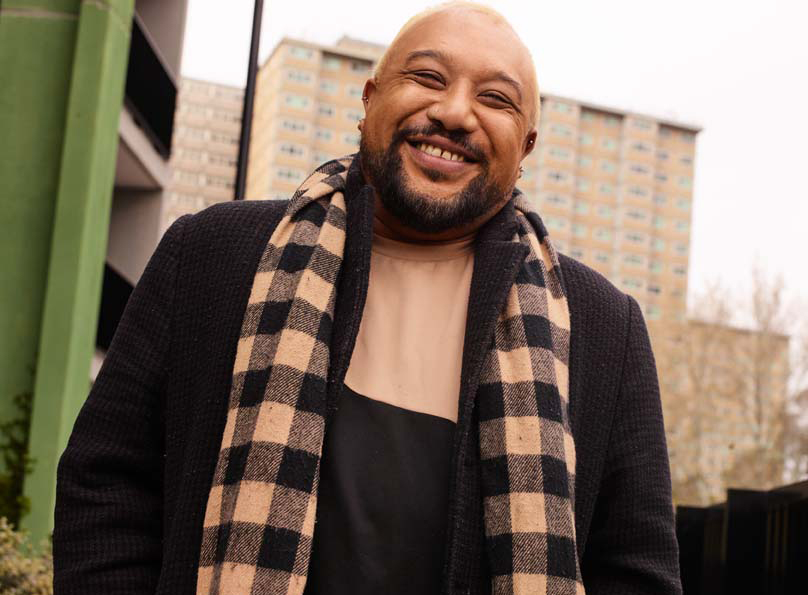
[198,155,584,595]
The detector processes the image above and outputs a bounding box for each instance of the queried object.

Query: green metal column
[0,0,135,541]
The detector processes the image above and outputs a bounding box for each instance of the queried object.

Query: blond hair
[373,1,541,126]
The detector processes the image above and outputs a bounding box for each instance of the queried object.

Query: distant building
[162,78,244,231]
[246,36,700,325]
[659,320,791,505]
[246,36,385,201]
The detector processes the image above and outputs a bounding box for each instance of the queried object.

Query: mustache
[391,125,486,164]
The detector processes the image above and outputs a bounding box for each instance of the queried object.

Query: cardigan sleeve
[580,296,683,594]
[53,215,188,595]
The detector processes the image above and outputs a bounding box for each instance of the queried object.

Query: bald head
[374,2,541,126]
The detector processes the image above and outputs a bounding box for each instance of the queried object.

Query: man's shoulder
[176,199,290,254]
[558,253,635,332]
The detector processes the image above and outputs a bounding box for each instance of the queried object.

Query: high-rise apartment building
[163,77,244,231]
[247,36,700,325]
[246,36,385,201]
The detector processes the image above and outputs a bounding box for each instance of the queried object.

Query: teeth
[416,143,466,162]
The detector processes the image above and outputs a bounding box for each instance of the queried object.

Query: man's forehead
[380,7,539,121]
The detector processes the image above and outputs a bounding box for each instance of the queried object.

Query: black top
[305,386,455,595]
[53,161,681,595]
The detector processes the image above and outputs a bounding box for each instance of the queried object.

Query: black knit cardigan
[53,165,682,594]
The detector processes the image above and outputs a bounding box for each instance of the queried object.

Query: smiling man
[54,3,681,595]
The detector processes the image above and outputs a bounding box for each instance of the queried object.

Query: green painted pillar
[0,0,135,540]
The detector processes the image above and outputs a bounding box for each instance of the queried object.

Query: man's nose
[426,83,479,133]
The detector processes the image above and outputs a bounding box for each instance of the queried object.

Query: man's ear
[523,129,538,159]
[362,78,378,112]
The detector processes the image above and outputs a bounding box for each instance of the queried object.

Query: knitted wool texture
[197,156,584,595]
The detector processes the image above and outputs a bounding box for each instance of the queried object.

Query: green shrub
[0,390,34,526]
[0,517,52,595]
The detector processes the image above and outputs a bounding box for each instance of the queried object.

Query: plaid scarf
[198,155,583,595]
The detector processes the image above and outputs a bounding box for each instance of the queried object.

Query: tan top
[343,230,475,423]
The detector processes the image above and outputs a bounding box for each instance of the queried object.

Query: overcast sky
[181,0,808,317]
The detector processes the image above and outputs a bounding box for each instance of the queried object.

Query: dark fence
[123,13,177,160]
[676,480,808,594]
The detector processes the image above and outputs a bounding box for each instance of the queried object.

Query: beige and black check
[198,155,584,595]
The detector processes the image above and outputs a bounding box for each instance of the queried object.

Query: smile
[414,143,467,162]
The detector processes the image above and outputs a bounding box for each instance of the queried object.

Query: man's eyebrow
[403,49,448,66]
[403,50,524,102]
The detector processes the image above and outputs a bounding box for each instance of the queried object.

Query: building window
[279,142,305,158]
[319,79,339,94]
[578,133,594,146]
[315,127,333,141]
[679,131,695,144]
[604,115,621,127]
[650,261,664,273]
[547,170,569,183]
[597,183,613,196]
[675,242,688,254]
[343,132,360,146]
[275,167,305,182]
[675,220,690,233]
[625,208,648,222]
[286,69,313,84]
[550,123,574,138]
[672,265,688,276]
[653,193,667,205]
[209,154,236,167]
[624,253,646,266]
[552,101,573,113]
[576,178,590,192]
[627,186,649,198]
[318,104,335,117]
[632,118,653,130]
[344,108,363,122]
[548,146,572,160]
[600,159,617,173]
[648,284,662,295]
[350,60,372,74]
[322,55,341,70]
[570,248,585,260]
[210,132,237,145]
[653,215,666,229]
[284,93,312,110]
[659,127,673,137]
[624,231,646,244]
[208,175,235,189]
[676,197,691,211]
[572,223,587,237]
[645,304,661,320]
[346,84,364,99]
[594,227,613,241]
[595,251,610,263]
[573,201,589,214]
[580,111,596,122]
[545,216,568,231]
[312,151,334,164]
[601,137,618,151]
[280,118,308,133]
[545,193,570,206]
[288,45,315,61]
[577,155,592,168]
[622,277,643,289]
[657,149,669,160]
[631,141,652,153]
[629,163,650,175]
[652,238,666,251]
[596,204,614,218]
[677,176,692,189]
[680,155,694,165]
[655,172,668,182]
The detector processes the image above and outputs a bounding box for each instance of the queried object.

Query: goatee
[359,126,507,234]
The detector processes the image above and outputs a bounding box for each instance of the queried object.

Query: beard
[359,125,508,234]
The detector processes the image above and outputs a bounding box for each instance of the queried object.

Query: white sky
[181,0,808,315]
